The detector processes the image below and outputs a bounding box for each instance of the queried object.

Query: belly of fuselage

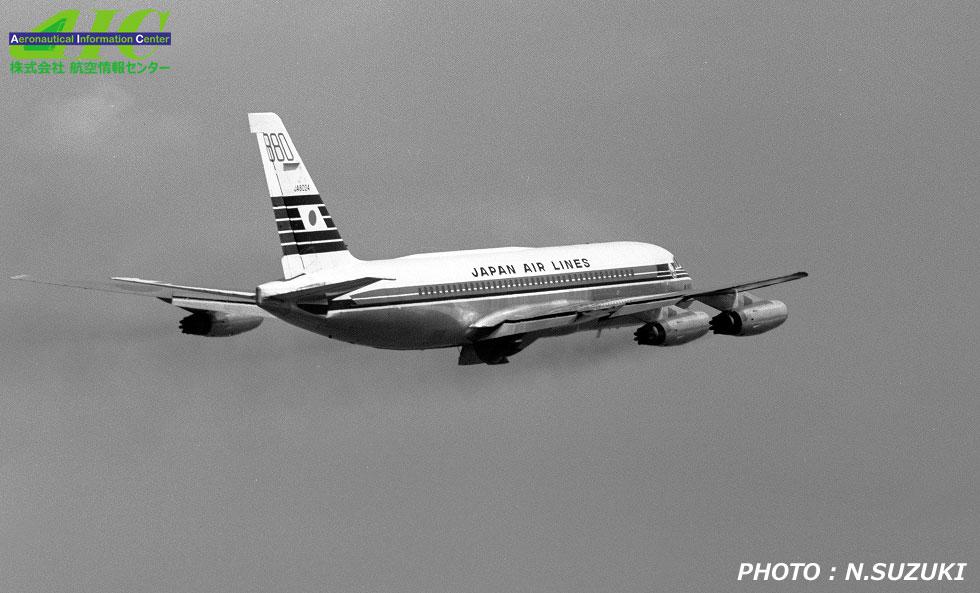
[264,277,690,350]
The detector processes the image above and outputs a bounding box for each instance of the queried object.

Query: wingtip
[10,274,31,281]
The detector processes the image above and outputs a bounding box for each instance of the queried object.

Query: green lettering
[9,9,79,59]
[77,10,121,60]
[117,9,169,60]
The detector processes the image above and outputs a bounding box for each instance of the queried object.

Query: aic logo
[9,9,169,60]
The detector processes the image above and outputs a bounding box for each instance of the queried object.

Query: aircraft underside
[260,276,692,350]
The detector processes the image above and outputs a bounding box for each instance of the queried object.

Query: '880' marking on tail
[263,133,294,162]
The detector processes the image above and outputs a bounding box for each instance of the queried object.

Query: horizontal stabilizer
[258,277,390,303]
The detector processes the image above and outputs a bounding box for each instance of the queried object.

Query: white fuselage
[257,241,693,349]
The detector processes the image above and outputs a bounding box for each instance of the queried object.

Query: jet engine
[634,310,711,346]
[179,310,264,337]
[709,300,788,336]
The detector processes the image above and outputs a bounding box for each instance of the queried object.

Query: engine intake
[179,310,264,337]
[710,300,788,336]
[634,310,711,346]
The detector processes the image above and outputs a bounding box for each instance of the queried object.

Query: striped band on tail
[272,194,347,255]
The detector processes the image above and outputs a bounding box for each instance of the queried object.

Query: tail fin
[248,112,357,278]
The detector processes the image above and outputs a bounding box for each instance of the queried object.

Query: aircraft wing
[10,274,272,317]
[11,274,254,301]
[467,271,808,340]
[11,273,392,315]
[468,294,683,340]
[677,271,808,310]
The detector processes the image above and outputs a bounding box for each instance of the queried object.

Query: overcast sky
[2,2,978,592]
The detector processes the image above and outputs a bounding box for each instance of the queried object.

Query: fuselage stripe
[321,275,692,311]
[321,281,690,313]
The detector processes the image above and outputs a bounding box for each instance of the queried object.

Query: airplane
[13,113,807,365]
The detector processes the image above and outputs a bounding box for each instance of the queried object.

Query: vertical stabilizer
[248,112,357,278]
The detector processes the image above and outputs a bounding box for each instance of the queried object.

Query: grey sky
[2,1,978,592]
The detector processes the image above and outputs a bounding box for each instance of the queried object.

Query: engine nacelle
[179,310,264,337]
[634,310,711,346]
[710,300,788,336]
